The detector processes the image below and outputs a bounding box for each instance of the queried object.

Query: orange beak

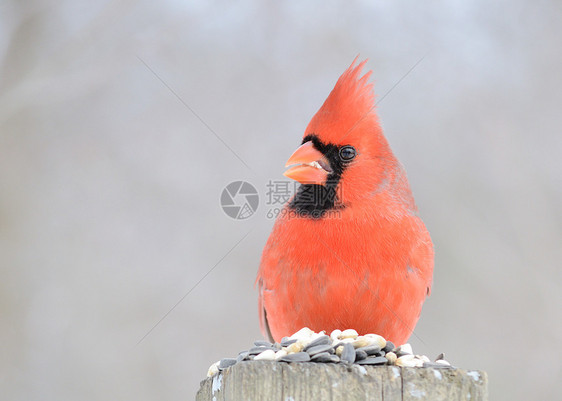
[283,141,332,185]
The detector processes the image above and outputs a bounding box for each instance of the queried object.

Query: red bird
[256,59,434,346]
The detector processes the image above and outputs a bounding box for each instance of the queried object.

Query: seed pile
[207,327,452,377]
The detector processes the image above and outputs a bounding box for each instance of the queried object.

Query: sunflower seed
[355,349,368,361]
[254,340,273,347]
[399,344,413,355]
[311,352,338,363]
[236,351,249,363]
[423,362,453,369]
[274,350,288,360]
[340,329,359,339]
[356,356,388,365]
[207,361,220,377]
[289,327,314,341]
[396,354,423,367]
[335,345,344,356]
[330,329,342,341]
[306,343,334,356]
[303,335,331,350]
[280,337,297,347]
[383,341,395,353]
[364,334,386,349]
[318,354,339,363]
[351,336,372,348]
[280,352,311,362]
[385,351,397,364]
[286,341,304,353]
[248,346,276,355]
[219,358,237,370]
[341,343,356,363]
[357,345,381,355]
[254,349,276,361]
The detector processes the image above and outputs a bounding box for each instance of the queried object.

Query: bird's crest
[305,58,378,145]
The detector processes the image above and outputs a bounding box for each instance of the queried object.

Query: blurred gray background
[1,1,561,400]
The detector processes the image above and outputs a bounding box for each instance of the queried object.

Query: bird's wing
[257,276,275,343]
[408,226,434,297]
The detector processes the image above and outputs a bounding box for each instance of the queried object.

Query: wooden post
[196,361,487,401]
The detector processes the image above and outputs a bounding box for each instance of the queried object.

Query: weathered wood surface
[196,361,487,401]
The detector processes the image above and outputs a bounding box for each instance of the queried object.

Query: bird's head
[284,59,396,211]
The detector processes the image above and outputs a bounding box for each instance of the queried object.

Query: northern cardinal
[256,59,433,346]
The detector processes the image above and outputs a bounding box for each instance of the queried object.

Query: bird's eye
[339,146,356,161]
